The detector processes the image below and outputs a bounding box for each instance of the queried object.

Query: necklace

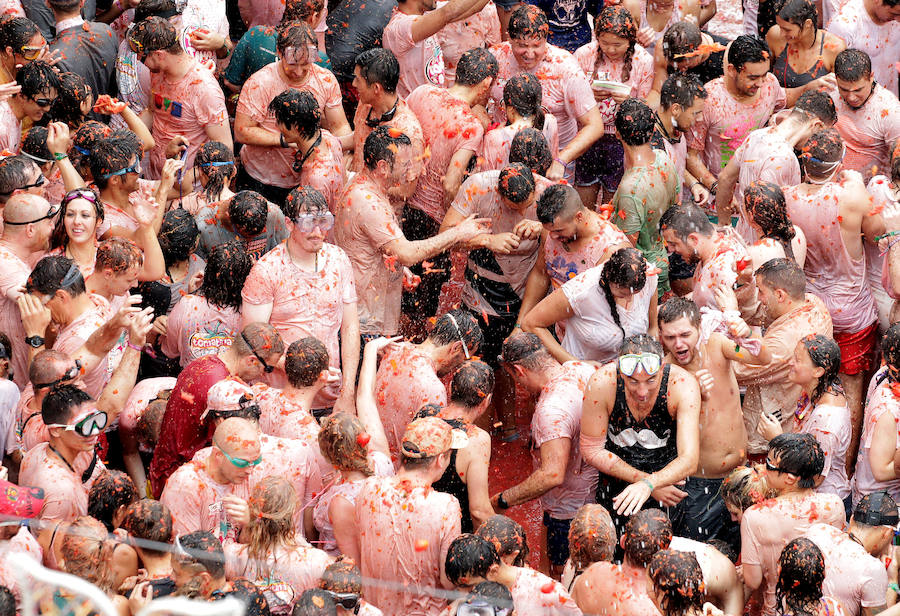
[293,130,322,172]
[48,444,76,474]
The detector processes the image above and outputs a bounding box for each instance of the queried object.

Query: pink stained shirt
[17,387,49,452]
[794,403,851,500]
[160,294,240,367]
[531,361,599,519]
[383,9,445,98]
[52,294,120,399]
[19,442,106,522]
[740,493,846,616]
[0,527,42,606]
[573,41,654,133]
[510,567,582,616]
[351,98,425,174]
[355,475,461,616]
[224,541,334,597]
[784,182,877,334]
[374,342,448,453]
[0,101,20,153]
[242,241,357,368]
[828,0,900,96]
[832,84,900,180]
[691,227,758,321]
[543,219,628,290]
[480,116,560,172]
[488,42,597,149]
[0,243,32,390]
[730,126,801,244]
[237,62,342,188]
[119,377,176,443]
[804,522,888,616]
[146,60,228,179]
[687,75,786,179]
[853,380,900,505]
[434,2,501,85]
[333,174,405,335]
[299,129,346,212]
[406,84,485,222]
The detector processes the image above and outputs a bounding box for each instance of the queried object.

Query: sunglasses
[4,200,58,225]
[618,353,661,377]
[242,331,274,373]
[100,161,140,180]
[20,42,47,61]
[47,409,108,437]
[457,600,511,616]
[214,441,263,468]
[323,591,360,611]
[765,459,789,475]
[30,96,55,109]
[446,313,470,360]
[34,359,82,390]
[294,212,334,234]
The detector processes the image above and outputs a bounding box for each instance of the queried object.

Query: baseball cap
[400,417,468,458]
[200,379,260,422]
[854,491,899,527]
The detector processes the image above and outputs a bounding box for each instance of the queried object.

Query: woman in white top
[744,180,807,270]
[758,335,851,509]
[521,247,657,364]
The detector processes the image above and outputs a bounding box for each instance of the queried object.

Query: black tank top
[772,34,829,89]
[432,418,473,533]
[605,365,677,473]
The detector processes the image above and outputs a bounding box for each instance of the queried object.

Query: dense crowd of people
[0,0,895,611]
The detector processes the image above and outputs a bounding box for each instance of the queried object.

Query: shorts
[835,321,879,375]
[467,309,518,368]
[542,512,572,566]
[673,476,740,554]
[401,205,450,321]
[575,133,624,192]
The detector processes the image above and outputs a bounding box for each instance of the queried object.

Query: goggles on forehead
[618,353,661,377]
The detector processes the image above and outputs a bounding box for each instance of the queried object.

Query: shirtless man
[657,297,770,548]
[580,334,701,544]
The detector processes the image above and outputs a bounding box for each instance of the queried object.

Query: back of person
[51,21,118,98]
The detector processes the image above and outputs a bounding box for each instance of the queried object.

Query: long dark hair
[799,335,842,405]
[503,73,545,131]
[744,180,795,260]
[599,247,648,337]
[594,6,638,83]
[194,141,235,203]
[775,537,825,616]
[197,239,251,311]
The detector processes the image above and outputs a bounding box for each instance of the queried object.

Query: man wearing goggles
[18,385,107,522]
[580,334,701,549]
[320,560,382,616]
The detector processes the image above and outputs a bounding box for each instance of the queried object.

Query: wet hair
[755,258,806,300]
[129,16,179,55]
[0,155,37,203]
[600,247,647,336]
[537,183,583,224]
[293,589,337,616]
[507,4,549,40]
[320,560,363,594]
[354,47,400,93]
[721,465,776,512]
[42,384,93,426]
[27,255,86,297]
[595,6,638,82]
[503,73,545,130]
[497,163,535,204]
[87,470,138,531]
[283,186,328,220]
[508,128,552,176]
[647,550,707,616]
[623,508,672,566]
[727,35,770,72]
[834,48,872,82]
[660,72,707,110]
[744,181,795,260]
[450,360,494,408]
[61,517,116,592]
[51,186,103,250]
[658,297,701,328]
[884,323,900,382]
[659,202,715,240]
[194,141,234,202]
[229,191,270,237]
[363,124,411,171]
[429,309,483,355]
[158,208,199,266]
[16,60,57,99]
[768,432,825,487]
[198,239,252,311]
[50,72,90,127]
[794,89,837,126]
[662,21,702,64]
[48,0,82,12]
[136,394,167,447]
[445,534,500,586]
[89,132,139,189]
[276,20,315,55]
[619,333,664,357]
[466,582,514,614]
[0,17,40,54]
[70,121,110,179]
[455,48,499,87]
[269,88,321,140]
[501,331,552,371]
[0,333,11,378]
[220,579,271,616]
[232,322,286,361]
[177,530,226,579]
[96,237,143,274]
[775,538,825,616]
[615,98,655,146]
[28,349,70,389]
[568,504,616,569]
[318,412,372,474]
[475,515,529,567]
[121,499,174,557]
[243,477,299,581]
[285,337,329,388]
[800,127,843,181]
[776,0,818,31]
[0,586,14,616]
[798,335,842,405]
[133,0,177,22]
[21,125,52,165]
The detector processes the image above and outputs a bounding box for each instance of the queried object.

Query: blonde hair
[568,504,616,569]
[243,477,299,579]
[721,465,776,512]
[318,412,373,475]
[60,516,117,592]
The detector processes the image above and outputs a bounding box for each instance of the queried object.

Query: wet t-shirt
[543,219,628,289]
[383,8,445,98]
[434,1,500,84]
[574,41,654,134]
[481,116,560,172]
[828,0,900,95]
[160,294,240,367]
[351,98,425,174]
[510,567,583,615]
[832,84,900,180]
[19,443,105,522]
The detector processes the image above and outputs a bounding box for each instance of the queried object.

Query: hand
[695,368,714,400]
[223,495,250,528]
[809,72,836,92]
[486,232,522,254]
[757,411,783,441]
[187,270,204,294]
[93,94,127,115]
[691,183,711,205]
[885,191,900,233]
[609,89,630,104]
[45,122,71,156]
[613,479,653,516]
[364,335,403,359]
[188,28,227,52]
[16,293,52,337]
[513,219,542,240]
[650,483,689,507]
[164,135,189,159]
[727,316,751,339]
[703,602,726,616]
[128,581,154,614]
[151,314,168,337]
[886,545,899,584]
[109,294,143,331]
[128,307,155,347]
[637,25,655,47]
[130,187,160,227]
[0,81,20,103]
[402,267,421,291]
[159,157,185,192]
[36,47,62,67]
[592,87,612,102]
[453,214,493,243]
[546,159,565,180]
[714,282,740,313]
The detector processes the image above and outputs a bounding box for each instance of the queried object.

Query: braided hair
[799,335,843,405]
[594,6,638,83]
[599,247,648,338]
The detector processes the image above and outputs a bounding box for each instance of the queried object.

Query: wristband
[554,157,572,169]
[877,230,900,242]
[890,583,899,594]
[641,477,655,491]
[709,181,718,195]
[279,133,288,148]
[127,342,143,353]
[882,236,900,256]
[53,152,68,161]
[496,491,510,510]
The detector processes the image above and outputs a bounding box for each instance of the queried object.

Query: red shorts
[834,322,879,375]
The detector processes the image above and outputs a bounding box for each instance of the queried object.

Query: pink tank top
[784,183,877,334]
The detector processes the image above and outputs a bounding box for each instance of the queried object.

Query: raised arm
[409,0,491,42]
[355,336,399,457]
